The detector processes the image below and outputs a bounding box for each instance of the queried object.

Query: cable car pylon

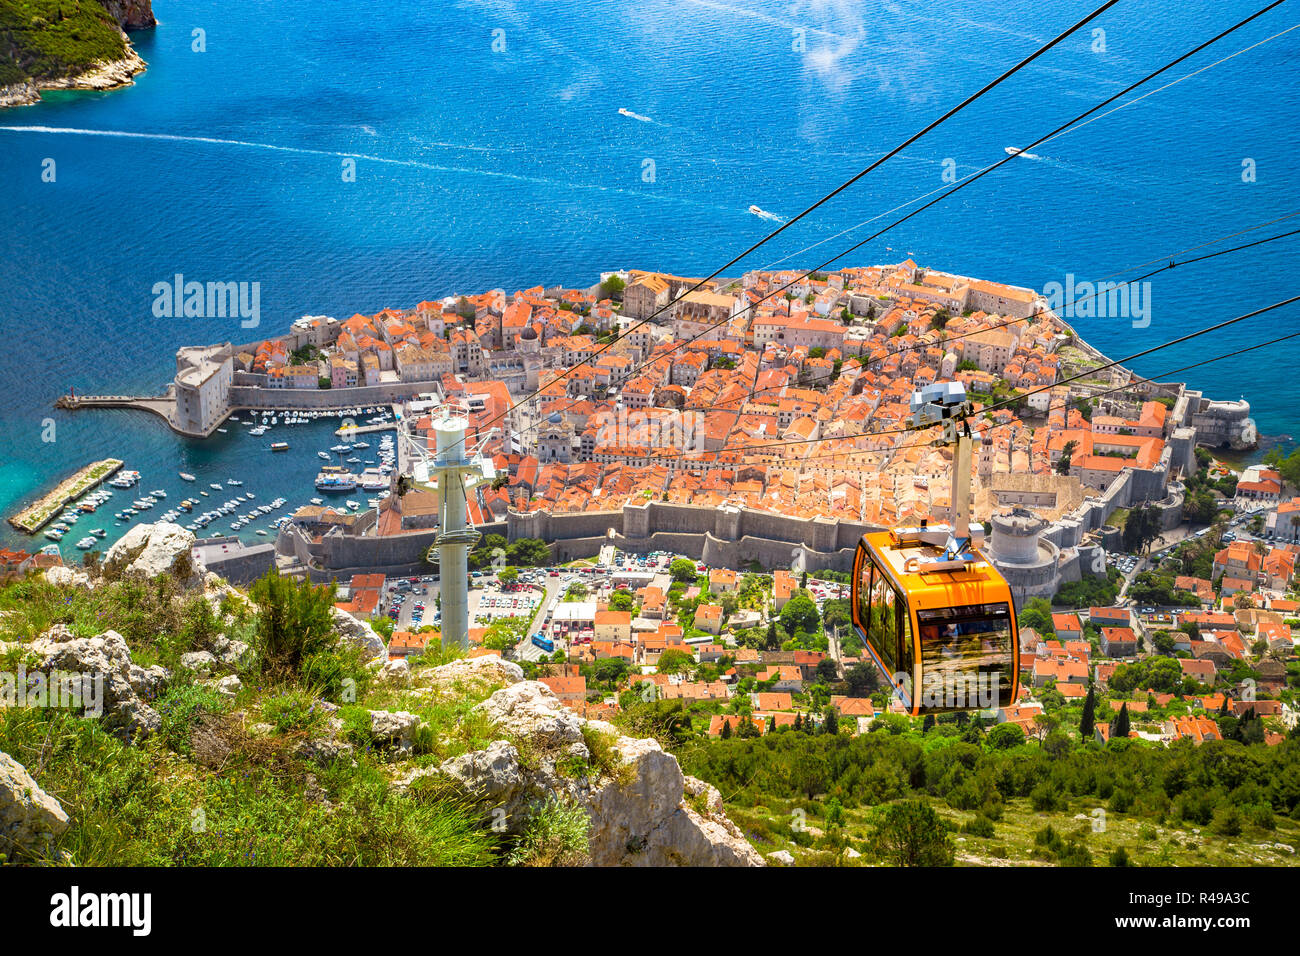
[396,402,497,650]
[897,381,984,570]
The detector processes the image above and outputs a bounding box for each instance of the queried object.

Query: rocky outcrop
[103,522,200,585]
[0,752,69,860]
[0,82,40,109]
[98,0,156,30]
[43,566,93,589]
[179,651,217,677]
[401,661,763,867]
[369,710,422,752]
[21,625,167,739]
[330,607,387,663]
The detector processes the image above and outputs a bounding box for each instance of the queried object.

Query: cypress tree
[1113,702,1130,739]
[1080,685,1096,739]
[720,719,732,739]
[824,706,839,735]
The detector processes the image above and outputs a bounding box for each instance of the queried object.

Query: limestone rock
[0,752,69,860]
[103,522,200,584]
[99,0,157,30]
[455,678,763,866]
[377,659,411,686]
[28,628,161,739]
[215,675,242,699]
[43,566,92,589]
[128,663,169,701]
[179,651,217,677]
[473,681,585,752]
[415,653,524,692]
[212,636,250,666]
[0,81,40,109]
[369,710,421,752]
[330,607,386,662]
[417,740,529,827]
[295,737,355,765]
[767,850,795,866]
[203,573,255,617]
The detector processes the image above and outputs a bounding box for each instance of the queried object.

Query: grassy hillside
[0,570,552,865]
[0,1,127,86]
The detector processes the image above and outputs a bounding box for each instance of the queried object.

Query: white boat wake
[0,125,724,209]
[617,107,653,123]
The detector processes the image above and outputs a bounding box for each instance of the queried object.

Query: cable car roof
[859,530,1010,610]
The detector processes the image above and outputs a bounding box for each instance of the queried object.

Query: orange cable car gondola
[849,382,1020,715]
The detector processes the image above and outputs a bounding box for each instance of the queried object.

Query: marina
[1,403,397,552]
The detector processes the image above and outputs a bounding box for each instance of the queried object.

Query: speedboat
[179,472,196,482]
[210,483,223,490]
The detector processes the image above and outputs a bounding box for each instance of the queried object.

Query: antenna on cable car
[396,401,498,650]
[900,380,984,571]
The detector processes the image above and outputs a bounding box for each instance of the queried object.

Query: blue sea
[1,0,1297,552]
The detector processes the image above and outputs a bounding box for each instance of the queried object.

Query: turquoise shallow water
[0,0,1297,553]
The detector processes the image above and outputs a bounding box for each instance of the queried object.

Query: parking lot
[383,575,440,631]
[472,580,543,627]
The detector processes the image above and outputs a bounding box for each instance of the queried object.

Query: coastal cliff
[0,0,153,109]
[99,0,155,30]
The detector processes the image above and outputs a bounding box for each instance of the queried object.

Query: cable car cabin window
[860,556,911,685]
[916,602,1014,712]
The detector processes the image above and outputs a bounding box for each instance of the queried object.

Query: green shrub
[249,571,337,678]
[508,798,591,866]
[960,814,996,838]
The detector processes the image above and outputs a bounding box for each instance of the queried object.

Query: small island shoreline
[0,0,154,109]
[0,46,147,108]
